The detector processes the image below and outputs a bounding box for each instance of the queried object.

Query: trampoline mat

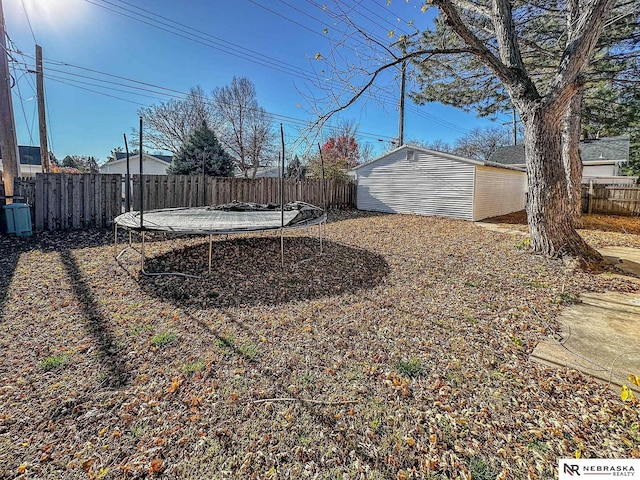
[114,201,324,234]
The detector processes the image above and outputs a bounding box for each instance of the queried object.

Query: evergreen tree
[168,121,233,176]
[286,155,307,179]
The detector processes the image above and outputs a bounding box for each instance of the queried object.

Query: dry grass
[0,210,639,479]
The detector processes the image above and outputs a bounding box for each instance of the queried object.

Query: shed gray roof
[0,145,42,165]
[354,144,485,170]
[355,144,527,173]
[489,136,630,165]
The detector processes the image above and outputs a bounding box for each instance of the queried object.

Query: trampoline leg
[280,228,284,268]
[319,222,323,255]
[208,234,213,274]
[141,231,145,272]
[128,231,132,247]
[114,223,118,257]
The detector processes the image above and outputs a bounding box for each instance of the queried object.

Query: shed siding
[357,149,476,220]
[100,158,169,176]
[583,164,617,178]
[473,165,527,221]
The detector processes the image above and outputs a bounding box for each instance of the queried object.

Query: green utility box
[2,203,33,236]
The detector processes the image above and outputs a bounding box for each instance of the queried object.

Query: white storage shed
[354,145,527,221]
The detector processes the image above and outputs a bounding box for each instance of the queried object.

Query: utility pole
[0,0,21,200]
[36,45,49,173]
[502,107,520,146]
[398,60,406,147]
[391,33,417,147]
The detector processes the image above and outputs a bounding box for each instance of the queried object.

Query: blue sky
[4,0,512,163]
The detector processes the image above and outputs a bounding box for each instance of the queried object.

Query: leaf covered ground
[0,210,639,479]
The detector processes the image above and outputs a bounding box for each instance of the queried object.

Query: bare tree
[212,77,276,178]
[246,107,277,178]
[309,0,622,264]
[453,126,511,161]
[136,86,216,154]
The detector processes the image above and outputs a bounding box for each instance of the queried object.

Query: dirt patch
[137,236,389,308]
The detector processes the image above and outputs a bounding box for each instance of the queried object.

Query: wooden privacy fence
[132,175,356,211]
[1,174,355,232]
[581,185,640,216]
[1,174,122,230]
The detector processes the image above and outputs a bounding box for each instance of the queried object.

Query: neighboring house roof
[254,166,280,178]
[579,136,630,162]
[0,145,42,165]
[488,136,630,166]
[486,145,524,166]
[114,152,173,163]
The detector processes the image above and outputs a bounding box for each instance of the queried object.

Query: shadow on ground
[60,250,128,388]
[138,236,390,308]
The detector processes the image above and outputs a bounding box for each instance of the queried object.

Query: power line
[13,63,398,144]
[273,0,386,52]
[20,0,37,43]
[46,76,148,106]
[302,0,392,46]
[44,73,160,103]
[333,0,408,38]
[84,0,317,83]
[10,60,34,144]
[77,1,472,135]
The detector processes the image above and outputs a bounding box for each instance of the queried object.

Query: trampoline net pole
[208,234,213,274]
[139,116,144,231]
[114,223,118,257]
[280,124,285,269]
[317,143,328,255]
[280,228,284,269]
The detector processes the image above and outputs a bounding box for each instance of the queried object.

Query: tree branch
[450,0,491,17]
[314,47,475,126]
[432,0,517,87]
[546,0,618,111]
[492,0,528,71]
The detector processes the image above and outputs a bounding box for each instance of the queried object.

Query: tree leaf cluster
[56,155,100,174]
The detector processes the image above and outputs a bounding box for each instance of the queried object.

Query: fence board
[582,185,640,216]
[130,175,355,211]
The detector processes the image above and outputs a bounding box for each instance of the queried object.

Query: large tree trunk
[523,106,601,263]
[562,89,584,228]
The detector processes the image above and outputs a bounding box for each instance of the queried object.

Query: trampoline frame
[113,209,327,277]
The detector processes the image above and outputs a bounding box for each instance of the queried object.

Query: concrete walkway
[476,222,640,390]
[530,291,640,390]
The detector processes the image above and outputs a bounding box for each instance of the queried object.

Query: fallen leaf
[149,458,163,474]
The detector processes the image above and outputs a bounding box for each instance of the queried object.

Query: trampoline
[113,201,327,276]
[113,121,329,277]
